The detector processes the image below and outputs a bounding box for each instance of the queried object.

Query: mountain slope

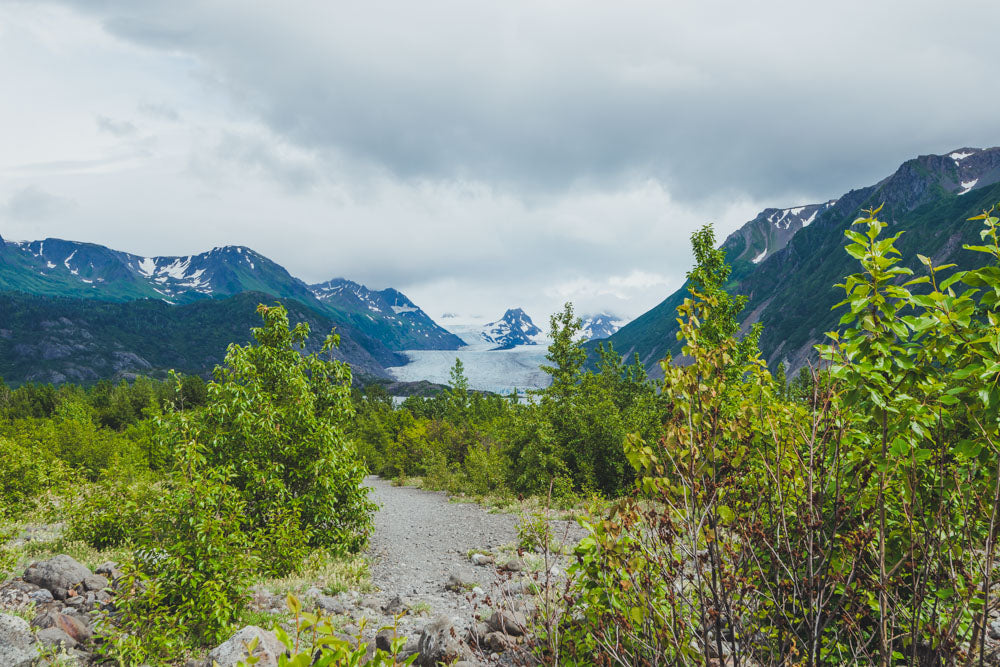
[596,146,1000,375]
[579,313,625,341]
[310,278,464,351]
[0,291,403,386]
[481,308,543,350]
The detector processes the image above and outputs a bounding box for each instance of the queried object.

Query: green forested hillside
[594,147,1000,374]
[0,290,404,385]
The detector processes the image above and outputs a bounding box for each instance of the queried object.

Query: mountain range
[0,236,460,385]
[593,146,1000,375]
[480,308,544,350]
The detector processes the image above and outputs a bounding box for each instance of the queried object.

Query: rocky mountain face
[0,291,403,386]
[480,308,543,350]
[578,313,625,341]
[310,278,464,351]
[596,146,1000,376]
[0,238,458,384]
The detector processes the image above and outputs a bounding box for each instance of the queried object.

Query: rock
[484,631,513,652]
[0,613,37,667]
[471,586,484,596]
[23,555,92,600]
[27,589,54,605]
[359,595,382,612]
[465,622,491,646]
[383,594,409,615]
[207,626,287,667]
[375,628,396,652]
[990,620,1000,640]
[470,553,494,566]
[488,609,527,636]
[500,557,525,572]
[416,616,469,666]
[82,574,109,592]
[63,594,85,609]
[36,626,77,649]
[95,561,123,581]
[315,595,347,615]
[305,586,322,598]
[57,613,92,643]
[445,574,468,592]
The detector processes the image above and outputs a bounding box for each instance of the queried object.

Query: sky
[2,1,999,326]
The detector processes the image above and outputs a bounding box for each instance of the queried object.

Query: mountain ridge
[593,145,1000,375]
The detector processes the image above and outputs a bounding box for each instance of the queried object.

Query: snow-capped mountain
[481,308,544,350]
[579,313,625,341]
[597,145,1000,376]
[0,238,316,305]
[309,278,464,351]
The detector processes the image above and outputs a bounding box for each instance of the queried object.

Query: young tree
[192,303,376,555]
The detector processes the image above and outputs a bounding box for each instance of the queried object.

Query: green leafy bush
[558,207,1000,665]
[194,304,375,557]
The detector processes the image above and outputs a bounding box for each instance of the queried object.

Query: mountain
[310,278,464,351]
[594,146,1000,376]
[481,308,544,350]
[0,240,317,305]
[0,291,404,386]
[579,313,625,341]
[0,236,463,384]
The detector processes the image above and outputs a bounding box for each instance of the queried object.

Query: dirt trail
[364,476,582,627]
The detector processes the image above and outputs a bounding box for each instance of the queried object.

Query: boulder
[488,609,527,636]
[0,613,38,667]
[416,616,469,666]
[35,626,77,650]
[315,595,347,615]
[207,626,287,667]
[484,631,513,652]
[375,627,396,652]
[23,555,92,600]
[83,574,109,592]
[470,553,494,566]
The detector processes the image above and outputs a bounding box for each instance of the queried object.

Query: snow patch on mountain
[579,313,626,341]
[481,308,543,350]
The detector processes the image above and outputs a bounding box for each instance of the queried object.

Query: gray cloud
[57,0,1000,203]
[4,1,1000,323]
[96,115,137,136]
[2,186,76,221]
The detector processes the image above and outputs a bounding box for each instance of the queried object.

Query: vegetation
[555,205,1000,665]
[0,304,375,664]
[5,197,1000,665]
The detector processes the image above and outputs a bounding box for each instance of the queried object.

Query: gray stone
[416,616,469,666]
[470,553,493,566]
[485,631,513,652]
[375,627,395,652]
[382,594,409,615]
[36,626,77,649]
[499,557,525,572]
[95,561,123,581]
[27,589,54,604]
[83,574,109,592]
[445,573,468,592]
[315,595,347,615]
[207,626,287,667]
[0,613,37,667]
[23,555,92,600]
[488,609,527,636]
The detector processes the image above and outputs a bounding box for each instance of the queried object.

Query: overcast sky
[2,1,999,325]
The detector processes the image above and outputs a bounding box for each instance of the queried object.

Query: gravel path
[364,476,583,629]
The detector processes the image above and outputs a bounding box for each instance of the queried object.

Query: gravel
[365,476,582,627]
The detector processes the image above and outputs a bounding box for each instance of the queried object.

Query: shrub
[193,304,375,557]
[100,441,256,663]
[0,435,65,521]
[64,470,161,549]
